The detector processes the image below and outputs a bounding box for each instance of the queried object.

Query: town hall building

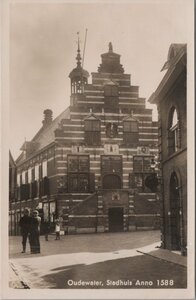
[9,42,159,235]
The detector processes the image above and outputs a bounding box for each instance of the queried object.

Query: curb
[136,250,187,268]
[9,262,30,289]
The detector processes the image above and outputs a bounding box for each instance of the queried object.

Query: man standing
[29,210,41,254]
[19,208,31,253]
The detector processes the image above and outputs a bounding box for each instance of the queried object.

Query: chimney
[42,109,53,126]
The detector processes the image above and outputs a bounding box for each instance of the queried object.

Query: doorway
[169,172,181,250]
[108,207,124,232]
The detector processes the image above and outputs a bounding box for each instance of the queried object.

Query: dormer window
[84,117,101,146]
[168,107,180,155]
[123,118,139,145]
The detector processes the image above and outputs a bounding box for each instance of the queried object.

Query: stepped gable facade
[10,43,159,235]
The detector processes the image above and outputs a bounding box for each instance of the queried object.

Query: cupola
[69,33,89,95]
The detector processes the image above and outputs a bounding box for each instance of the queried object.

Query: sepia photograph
[1,0,195,299]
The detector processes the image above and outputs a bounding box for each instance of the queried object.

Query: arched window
[168,107,180,155]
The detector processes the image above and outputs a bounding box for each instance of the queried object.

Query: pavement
[9,230,187,289]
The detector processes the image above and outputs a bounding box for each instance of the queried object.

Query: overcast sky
[9,0,192,159]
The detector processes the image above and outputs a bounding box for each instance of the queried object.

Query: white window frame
[42,160,47,178]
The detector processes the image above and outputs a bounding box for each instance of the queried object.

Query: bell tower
[69,32,89,106]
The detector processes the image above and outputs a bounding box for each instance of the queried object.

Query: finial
[76,32,82,67]
[109,42,113,53]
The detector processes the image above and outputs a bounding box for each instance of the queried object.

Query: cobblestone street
[9,230,187,289]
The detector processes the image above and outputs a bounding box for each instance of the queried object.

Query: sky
[8,0,192,159]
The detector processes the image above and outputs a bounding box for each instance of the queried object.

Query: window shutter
[89,173,95,192]
[39,164,42,179]
[43,177,50,195]
[32,181,37,198]
[32,168,35,182]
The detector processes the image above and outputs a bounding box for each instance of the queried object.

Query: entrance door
[170,172,181,250]
[103,174,121,189]
[108,207,124,232]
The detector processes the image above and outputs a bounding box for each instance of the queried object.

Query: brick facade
[149,44,187,255]
[10,43,160,235]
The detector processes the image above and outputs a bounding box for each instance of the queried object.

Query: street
[9,230,187,289]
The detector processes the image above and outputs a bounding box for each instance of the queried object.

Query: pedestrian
[29,210,41,254]
[44,219,51,241]
[55,219,60,240]
[19,208,31,253]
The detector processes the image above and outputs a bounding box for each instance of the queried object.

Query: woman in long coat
[29,210,41,254]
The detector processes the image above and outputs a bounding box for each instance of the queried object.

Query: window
[28,168,32,183]
[168,107,179,155]
[129,173,158,192]
[104,85,119,109]
[67,155,90,192]
[42,160,47,178]
[101,155,122,175]
[133,156,153,173]
[131,156,158,192]
[104,85,118,97]
[123,120,139,144]
[17,173,21,186]
[84,119,101,146]
[35,164,39,180]
[22,171,26,184]
[106,123,118,138]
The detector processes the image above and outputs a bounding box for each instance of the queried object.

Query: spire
[76,32,82,67]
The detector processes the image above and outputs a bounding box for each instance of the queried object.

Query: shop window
[168,107,180,155]
[123,120,139,144]
[84,119,101,146]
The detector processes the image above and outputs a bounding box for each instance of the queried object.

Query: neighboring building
[9,151,17,235]
[149,44,187,255]
[10,42,160,235]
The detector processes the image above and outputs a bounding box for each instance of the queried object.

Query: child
[55,219,60,240]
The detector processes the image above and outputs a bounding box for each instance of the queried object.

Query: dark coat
[29,216,41,234]
[19,215,31,234]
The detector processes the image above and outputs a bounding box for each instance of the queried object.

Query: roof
[69,66,89,79]
[148,44,186,104]
[161,44,186,71]
[9,150,16,167]
[16,107,70,164]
